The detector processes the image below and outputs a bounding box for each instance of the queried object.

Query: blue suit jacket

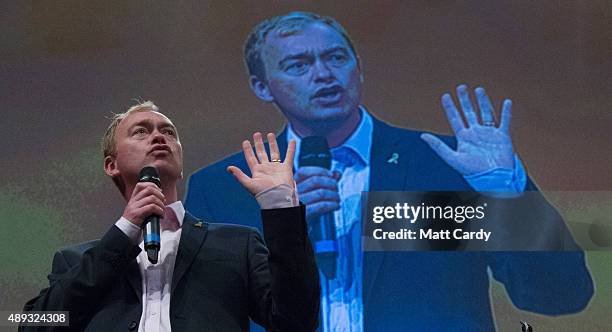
[185,116,593,331]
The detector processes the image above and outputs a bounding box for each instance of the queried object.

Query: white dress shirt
[116,201,184,332]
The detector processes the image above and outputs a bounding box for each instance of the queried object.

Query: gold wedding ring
[270,158,282,163]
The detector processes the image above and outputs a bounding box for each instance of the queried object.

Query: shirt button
[128,321,138,330]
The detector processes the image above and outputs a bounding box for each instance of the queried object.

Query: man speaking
[21,101,320,331]
[185,12,593,331]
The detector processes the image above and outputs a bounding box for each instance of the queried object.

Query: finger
[139,204,165,218]
[475,87,496,126]
[227,166,252,189]
[132,184,164,202]
[441,93,465,134]
[295,166,334,182]
[297,175,339,194]
[456,84,478,126]
[301,189,341,205]
[242,139,258,170]
[253,132,269,163]
[132,181,160,195]
[285,139,296,169]
[306,201,340,219]
[420,133,458,166]
[499,99,512,133]
[267,133,280,161]
[133,195,165,209]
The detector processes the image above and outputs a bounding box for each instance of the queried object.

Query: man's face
[259,22,362,128]
[108,111,183,186]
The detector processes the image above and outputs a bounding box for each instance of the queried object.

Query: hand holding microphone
[297,137,341,279]
[122,166,165,264]
[295,167,341,219]
[295,137,341,220]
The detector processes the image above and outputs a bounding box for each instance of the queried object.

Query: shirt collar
[287,106,373,168]
[166,200,185,227]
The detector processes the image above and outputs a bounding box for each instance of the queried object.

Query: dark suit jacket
[185,116,593,331]
[21,207,320,332]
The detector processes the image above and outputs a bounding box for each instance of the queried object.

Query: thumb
[227,166,252,189]
[420,133,457,165]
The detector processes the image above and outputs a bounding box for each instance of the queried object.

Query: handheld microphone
[138,166,161,264]
[299,136,337,279]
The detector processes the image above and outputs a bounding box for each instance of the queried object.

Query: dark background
[1,1,611,330]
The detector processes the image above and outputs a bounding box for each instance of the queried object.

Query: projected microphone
[138,166,161,264]
[299,136,337,279]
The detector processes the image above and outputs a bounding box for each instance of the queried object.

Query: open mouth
[312,85,343,104]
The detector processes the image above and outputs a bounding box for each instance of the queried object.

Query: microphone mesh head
[138,166,161,187]
[299,136,331,169]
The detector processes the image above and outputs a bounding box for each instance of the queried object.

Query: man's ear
[104,155,120,178]
[249,75,274,103]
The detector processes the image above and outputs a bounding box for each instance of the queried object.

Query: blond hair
[102,101,160,159]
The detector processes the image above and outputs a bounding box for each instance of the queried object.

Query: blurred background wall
[1,1,610,330]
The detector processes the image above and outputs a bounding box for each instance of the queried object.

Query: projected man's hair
[243,11,360,81]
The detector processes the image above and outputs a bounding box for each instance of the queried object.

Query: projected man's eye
[285,61,309,75]
[328,53,347,66]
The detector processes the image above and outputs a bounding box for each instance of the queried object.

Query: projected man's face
[258,22,362,130]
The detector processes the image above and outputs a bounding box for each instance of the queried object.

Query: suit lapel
[171,212,208,293]
[126,261,142,301]
[364,117,415,302]
[369,117,412,191]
